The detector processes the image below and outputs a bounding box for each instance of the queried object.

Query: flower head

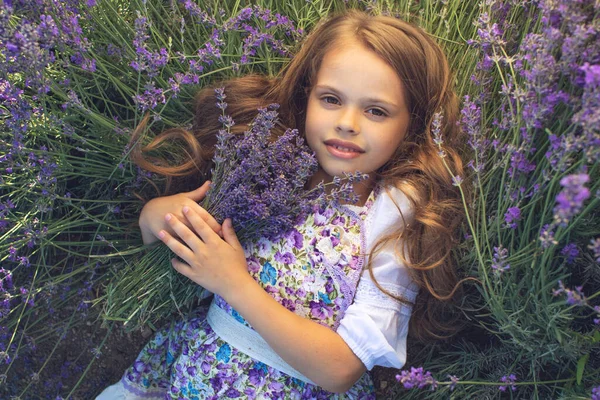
[589,238,600,263]
[553,173,590,227]
[395,367,438,391]
[504,206,521,229]
[499,374,517,392]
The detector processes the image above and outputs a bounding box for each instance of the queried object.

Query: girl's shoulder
[365,184,414,249]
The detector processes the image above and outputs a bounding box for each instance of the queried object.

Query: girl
[99,9,464,399]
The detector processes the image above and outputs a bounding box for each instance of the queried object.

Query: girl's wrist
[220,273,259,309]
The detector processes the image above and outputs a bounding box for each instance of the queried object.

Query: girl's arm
[139,181,222,245]
[159,207,366,393]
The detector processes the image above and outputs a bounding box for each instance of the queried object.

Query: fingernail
[165,214,172,221]
[158,231,165,239]
[182,206,189,214]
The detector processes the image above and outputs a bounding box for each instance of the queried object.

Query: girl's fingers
[182,207,218,244]
[159,230,197,264]
[171,257,192,279]
[185,181,211,202]
[222,219,242,250]
[165,213,204,254]
[190,203,222,236]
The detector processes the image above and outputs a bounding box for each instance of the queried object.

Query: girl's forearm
[222,275,366,393]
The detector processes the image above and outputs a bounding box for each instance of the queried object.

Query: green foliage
[0,0,598,398]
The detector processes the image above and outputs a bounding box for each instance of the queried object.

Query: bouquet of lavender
[102,88,360,328]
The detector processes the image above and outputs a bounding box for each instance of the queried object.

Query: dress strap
[207,302,316,385]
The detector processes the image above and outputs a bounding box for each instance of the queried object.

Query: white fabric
[206,301,315,384]
[95,380,164,400]
[338,186,419,370]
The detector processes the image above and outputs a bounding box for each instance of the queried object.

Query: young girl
[98,9,464,399]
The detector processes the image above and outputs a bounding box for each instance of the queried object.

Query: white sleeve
[337,186,419,370]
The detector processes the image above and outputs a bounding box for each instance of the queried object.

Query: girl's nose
[335,108,360,135]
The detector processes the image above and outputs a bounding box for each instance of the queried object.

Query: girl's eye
[367,108,387,117]
[322,96,340,105]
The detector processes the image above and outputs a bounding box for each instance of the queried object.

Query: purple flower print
[313,210,328,226]
[201,361,211,375]
[286,229,303,249]
[246,256,261,273]
[274,251,296,265]
[281,298,296,312]
[309,300,333,320]
[225,388,241,398]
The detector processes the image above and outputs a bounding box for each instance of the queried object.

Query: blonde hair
[131,10,467,341]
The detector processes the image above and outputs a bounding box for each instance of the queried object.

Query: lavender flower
[133,82,166,112]
[552,280,587,306]
[461,96,488,177]
[504,206,521,229]
[499,374,517,392]
[202,100,321,241]
[491,245,510,275]
[395,367,438,390]
[129,12,169,78]
[560,243,578,264]
[540,224,558,248]
[589,238,600,263]
[592,385,600,400]
[553,173,590,227]
[448,375,459,391]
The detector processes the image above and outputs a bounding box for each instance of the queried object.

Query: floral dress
[105,192,386,399]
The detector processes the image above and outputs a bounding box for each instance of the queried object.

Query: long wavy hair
[131,10,467,341]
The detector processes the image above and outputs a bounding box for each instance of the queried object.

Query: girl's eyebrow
[314,84,399,108]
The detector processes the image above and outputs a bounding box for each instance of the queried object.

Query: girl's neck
[308,169,375,207]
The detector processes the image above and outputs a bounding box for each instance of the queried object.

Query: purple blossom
[395,367,438,390]
[461,96,488,177]
[199,100,337,242]
[592,385,600,400]
[448,375,459,391]
[504,207,521,229]
[452,175,463,186]
[560,243,579,264]
[540,224,558,248]
[130,12,169,77]
[552,280,587,306]
[499,374,517,392]
[553,173,590,227]
[133,83,166,112]
[491,245,510,275]
[589,238,600,263]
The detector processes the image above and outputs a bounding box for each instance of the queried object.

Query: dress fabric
[101,187,416,400]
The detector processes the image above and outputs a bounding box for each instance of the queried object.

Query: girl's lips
[324,140,364,159]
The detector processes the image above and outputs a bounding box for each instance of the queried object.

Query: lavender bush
[0,0,598,398]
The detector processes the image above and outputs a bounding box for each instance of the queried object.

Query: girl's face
[305,42,410,198]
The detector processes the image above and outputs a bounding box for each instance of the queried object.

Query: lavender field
[1,0,599,398]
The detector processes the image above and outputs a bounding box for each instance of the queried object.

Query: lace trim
[207,302,315,385]
[119,378,166,399]
[355,278,417,316]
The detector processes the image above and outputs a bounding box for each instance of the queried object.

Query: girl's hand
[139,181,222,245]
[159,207,250,297]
